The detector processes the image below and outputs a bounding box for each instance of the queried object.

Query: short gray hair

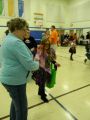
[8,18,29,32]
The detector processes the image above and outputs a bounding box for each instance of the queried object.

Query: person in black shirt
[24,29,37,57]
[86,32,90,39]
[5,21,10,36]
[24,29,38,78]
[24,36,37,49]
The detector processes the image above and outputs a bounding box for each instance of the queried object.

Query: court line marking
[0,84,89,120]
[58,55,90,65]
[49,93,78,120]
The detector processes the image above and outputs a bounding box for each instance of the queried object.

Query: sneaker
[84,59,87,63]
[70,58,73,61]
[41,97,49,103]
[38,92,47,97]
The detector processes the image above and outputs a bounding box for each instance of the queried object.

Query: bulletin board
[34,13,43,27]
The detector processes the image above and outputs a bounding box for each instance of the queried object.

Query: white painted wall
[0,0,90,41]
[68,0,90,28]
[0,0,67,34]
[26,0,67,28]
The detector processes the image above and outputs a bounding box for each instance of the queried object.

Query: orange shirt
[50,29,58,44]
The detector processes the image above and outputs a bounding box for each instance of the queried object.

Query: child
[33,39,60,102]
[69,42,76,61]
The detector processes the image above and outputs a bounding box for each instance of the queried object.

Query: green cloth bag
[46,63,56,88]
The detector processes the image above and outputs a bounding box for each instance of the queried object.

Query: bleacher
[30,30,45,44]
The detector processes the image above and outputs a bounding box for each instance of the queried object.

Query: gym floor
[0,45,90,120]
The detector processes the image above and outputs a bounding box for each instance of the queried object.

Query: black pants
[70,53,73,60]
[2,83,27,120]
[38,78,46,97]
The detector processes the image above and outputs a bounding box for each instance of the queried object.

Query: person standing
[0,18,39,120]
[33,38,60,102]
[50,25,58,51]
[5,21,10,35]
[69,42,76,61]
[23,28,37,57]
[24,28,38,78]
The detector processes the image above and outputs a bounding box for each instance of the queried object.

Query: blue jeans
[2,83,27,120]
